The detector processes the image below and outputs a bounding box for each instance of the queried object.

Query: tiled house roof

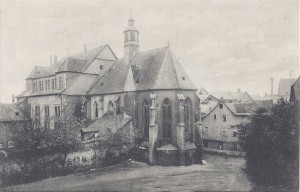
[210,91,243,101]
[0,104,24,122]
[62,73,98,96]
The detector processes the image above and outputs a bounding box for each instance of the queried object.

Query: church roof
[88,46,197,95]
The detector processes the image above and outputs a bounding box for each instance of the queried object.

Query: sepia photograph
[0,0,299,191]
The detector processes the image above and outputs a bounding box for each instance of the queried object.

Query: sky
[0,0,299,103]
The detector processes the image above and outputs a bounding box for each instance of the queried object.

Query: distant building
[290,76,300,126]
[0,103,25,158]
[210,89,255,104]
[278,78,296,101]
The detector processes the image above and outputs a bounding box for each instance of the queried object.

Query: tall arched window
[162,98,172,138]
[142,100,150,138]
[184,98,192,133]
[94,101,98,118]
[107,101,114,114]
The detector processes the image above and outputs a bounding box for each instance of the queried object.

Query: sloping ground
[6,154,252,191]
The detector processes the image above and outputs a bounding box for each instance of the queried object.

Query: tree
[238,99,298,189]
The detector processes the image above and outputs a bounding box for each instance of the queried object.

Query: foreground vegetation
[238,99,299,191]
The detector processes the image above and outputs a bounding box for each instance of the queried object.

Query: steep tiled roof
[62,73,98,95]
[290,76,300,101]
[26,66,53,79]
[0,104,24,122]
[81,113,132,133]
[88,46,197,95]
[57,58,88,73]
[278,79,295,96]
[225,103,256,115]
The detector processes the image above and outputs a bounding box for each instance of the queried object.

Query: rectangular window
[233,143,238,151]
[0,143,3,149]
[35,105,41,126]
[52,79,55,90]
[233,130,237,137]
[45,80,47,90]
[100,65,103,70]
[41,81,44,91]
[219,103,223,109]
[45,106,49,117]
[222,130,227,137]
[223,115,227,122]
[55,106,61,117]
[204,127,208,134]
[55,78,57,90]
[59,77,62,89]
[214,114,216,120]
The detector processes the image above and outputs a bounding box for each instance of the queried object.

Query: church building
[16,15,202,166]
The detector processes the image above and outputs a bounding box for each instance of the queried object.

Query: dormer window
[219,104,223,109]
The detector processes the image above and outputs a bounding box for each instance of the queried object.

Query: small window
[55,106,61,117]
[0,143,3,149]
[8,141,14,148]
[229,100,232,103]
[204,127,208,134]
[130,32,135,41]
[219,104,223,109]
[222,130,227,137]
[101,82,104,86]
[15,112,19,116]
[233,130,237,137]
[213,114,216,120]
[223,115,227,122]
[182,77,185,80]
[100,65,103,70]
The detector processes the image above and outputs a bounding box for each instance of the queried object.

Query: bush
[238,99,298,190]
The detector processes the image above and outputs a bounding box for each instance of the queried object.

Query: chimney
[50,55,53,67]
[54,55,57,65]
[84,44,87,59]
[237,88,241,93]
[271,78,273,96]
[12,94,15,104]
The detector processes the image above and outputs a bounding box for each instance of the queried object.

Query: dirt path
[5,154,252,191]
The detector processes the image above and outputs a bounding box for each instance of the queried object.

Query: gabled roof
[197,94,218,104]
[0,104,24,122]
[202,102,255,119]
[81,113,132,133]
[88,46,197,95]
[62,73,98,96]
[26,44,114,79]
[290,76,300,101]
[210,91,243,101]
[278,78,296,96]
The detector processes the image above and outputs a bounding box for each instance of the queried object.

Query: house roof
[210,91,243,101]
[88,46,197,95]
[197,94,218,104]
[62,73,98,95]
[290,76,300,101]
[278,78,296,96]
[81,113,132,133]
[26,44,112,80]
[0,104,24,122]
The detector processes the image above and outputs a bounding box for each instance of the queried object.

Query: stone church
[16,15,202,166]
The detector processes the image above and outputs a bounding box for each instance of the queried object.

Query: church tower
[124,11,139,65]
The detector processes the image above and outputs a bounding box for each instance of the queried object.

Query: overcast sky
[0,0,299,103]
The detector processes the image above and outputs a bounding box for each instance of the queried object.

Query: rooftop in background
[278,78,296,96]
[0,103,24,122]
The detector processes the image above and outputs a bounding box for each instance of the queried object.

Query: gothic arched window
[184,98,192,133]
[162,98,172,138]
[94,101,98,118]
[115,97,121,115]
[107,101,114,114]
[142,100,150,138]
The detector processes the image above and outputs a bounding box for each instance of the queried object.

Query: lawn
[4,153,252,191]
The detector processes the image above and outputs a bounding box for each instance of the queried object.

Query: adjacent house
[201,102,256,151]
[0,103,25,158]
[290,76,300,126]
